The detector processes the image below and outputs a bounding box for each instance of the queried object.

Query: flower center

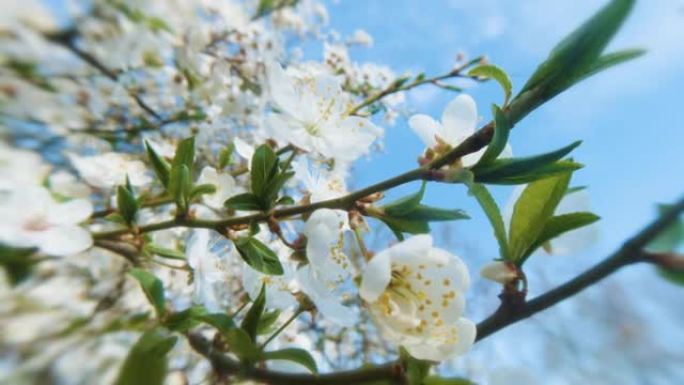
[23,215,49,232]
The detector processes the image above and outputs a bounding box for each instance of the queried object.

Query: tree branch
[475,194,684,341]
[186,333,404,385]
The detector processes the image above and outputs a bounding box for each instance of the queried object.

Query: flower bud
[480,261,518,284]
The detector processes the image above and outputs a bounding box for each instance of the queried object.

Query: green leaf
[380,216,431,241]
[225,193,264,211]
[190,183,217,199]
[0,244,38,286]
[164,306,206,332]
[241,284,267,342]
[383,182,426,217]
[581,48,646,82]
[276,196,295,206]
[113,329,176,385]
[196,313,236,333]
[234,237,284,275]
[251,144,279,200]
[262,348,318,374]
[129,269,166,318]
[477,105,511,166]
[400,205,469,222]
[479,160,583,185]
[219,143,235,169]
[472,141,581,183]
[262,170,295,208]
[522,212,600,261]
[145,141,170,187]
[257,309,281,335]
[647,204,684,253]
[143,243,186,260]
[423,376,475,385]
[399,347,431,385]
[225,328,260,361]
[172,137,195,174]
[116,184,138,226]
[468,183,510,260]
[468,64,512,105]
[168,164,192,213]
[520,0,636,97]
[658,267,684,287]
[508,172,572,262]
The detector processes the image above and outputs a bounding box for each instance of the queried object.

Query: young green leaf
[468,183,510,260]
[196,312,236,333]
[468,64,513,105]
[225,193,264,211]
[116,184,139,226]
[143,243,186,260]
[145,141,171,187]
[580,48,646,83]
[379,216,431,241]
[521,212,600,261]
[218,143,235,169]
[400,347,431,385]
[114,329,177,385]
[646,204,684,253]
[423,376,475,385]
[225,327,260,361]
[241,284,267,342]
[129,268,166,318]
[168,164,192,213]
[508,172,572,262]
[477,105,511,166]
[164,306,207,332]
[658,268,684,288]
[400,205,469,222]
[172,137,195,175]
[250,144,279,200]
[234,237,284,275]
[383,182,426,216]
[257,309,281,335]
[190,183,217,199]
[262,348,318,374]
[472,141,581,184]
[479,160,583,185]
[520,0,636,97]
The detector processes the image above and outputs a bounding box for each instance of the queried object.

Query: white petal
[387,234,433,266]
[359,249,392,302]
[36,225,93,256]
[408,114,442,148]
[296,266,356,327]
[186,229,210,269]
[48,199,93,225]
[480,261,518,284]
[233,137,255,163]
[441,94,477,145]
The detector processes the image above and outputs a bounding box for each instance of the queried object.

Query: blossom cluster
[0,0,607,384]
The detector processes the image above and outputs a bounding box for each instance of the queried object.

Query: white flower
[68,152,152,189]
[186,229,228,312]
[294,208,357,326]
[303,209,352,283]
[409,94,511,167]
[197,166,238,209]
[296,265,357,327]
[0,186,93,256]
[293,159,348,203]
[504,186,598,255]
[480,261,518,284]
[265,62,382,163]
[0,143,50,190]
[359,234,475,361]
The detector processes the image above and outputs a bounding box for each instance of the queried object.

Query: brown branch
[475,194,684,342]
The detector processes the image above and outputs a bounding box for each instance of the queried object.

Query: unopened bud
[480,261,518,284]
